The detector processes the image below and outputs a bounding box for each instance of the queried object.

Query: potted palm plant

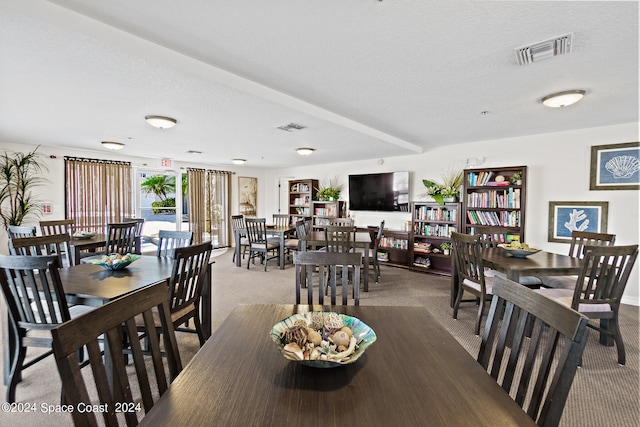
[0,147,48,228]
[422,167,463,206]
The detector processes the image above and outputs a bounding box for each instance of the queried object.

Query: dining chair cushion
[285,238,299,248]
[490,270,543,286]
[29,301,94,324]
[251,242,280,250]
[534,288,612,313]
[541,275,579,289]
[462,277,493,294]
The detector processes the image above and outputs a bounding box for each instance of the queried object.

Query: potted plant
[510,171,523,185]
[422,167,463,206]
[0,147,48,228]
[316,177,343,201]
[440,242,452,255]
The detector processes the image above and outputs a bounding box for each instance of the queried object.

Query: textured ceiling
[0,0,638,168]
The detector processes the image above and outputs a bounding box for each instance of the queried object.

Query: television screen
[348,172,410,212]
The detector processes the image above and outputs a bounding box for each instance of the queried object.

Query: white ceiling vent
[277,122,306,132]
[515,33,573,66]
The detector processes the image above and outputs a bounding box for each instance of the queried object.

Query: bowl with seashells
[270,311,377,368]
[89,253,140,270]
[498,241,540,258]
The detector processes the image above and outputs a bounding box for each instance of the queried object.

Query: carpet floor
[1,249,638,426]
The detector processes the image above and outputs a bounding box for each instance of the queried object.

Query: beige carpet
[2,250,638,426]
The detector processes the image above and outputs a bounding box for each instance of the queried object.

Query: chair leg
[453,287,464,320]
[475,298,485,335]
[6,343,26,403]
[610,317,626,365]
[193,316,205,346]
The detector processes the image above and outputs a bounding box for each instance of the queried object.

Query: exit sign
[161,158,172,167]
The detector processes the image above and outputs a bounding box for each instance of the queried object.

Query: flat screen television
[348,171,410,212]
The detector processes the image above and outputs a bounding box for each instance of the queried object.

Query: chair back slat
[10,233,73,267]
[169,241,213,315]
[329,217,354,227]
[51,282,182,427]
[294,251,362,305]
[451,232,486,287]
[478,276,589,427]
[155,230,194,257]
[7,225,37,239]
[105,222,137,255]
[272,214,290,227]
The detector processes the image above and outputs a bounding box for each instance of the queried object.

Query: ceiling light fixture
[541,90,586,108]
[101,141,125,150]
[232,159,246,165]
[296,148,315,156]
[145,115,177,129]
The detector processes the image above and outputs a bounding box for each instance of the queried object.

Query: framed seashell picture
[548,201,608,243]
[590,141,639,190]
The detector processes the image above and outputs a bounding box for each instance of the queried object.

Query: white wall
[263,123,640,305]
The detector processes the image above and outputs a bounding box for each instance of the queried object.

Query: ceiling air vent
[277,122,306,132]
[515,33,573,66]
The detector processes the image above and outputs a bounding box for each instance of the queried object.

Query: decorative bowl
[270,311,377,368]
[498,244,540,258]
[72,231,96,240]
[89,254,140,270]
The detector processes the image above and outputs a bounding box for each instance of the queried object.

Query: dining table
[233,224,296,270]
[302,230,373,291]
[139,304,536,426]
[450,247,583,306]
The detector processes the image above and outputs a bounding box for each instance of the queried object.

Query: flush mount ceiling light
[101,141,125,150]
[232,159,246,165]
[145,115,177,129]
[296,148,315,156]
[541,90,586,108]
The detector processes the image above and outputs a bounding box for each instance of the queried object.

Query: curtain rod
[64,156,131,166]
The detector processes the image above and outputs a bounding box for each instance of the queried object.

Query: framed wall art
[590,141,639,190]
[548,201,608,243]
[238,176,257,217]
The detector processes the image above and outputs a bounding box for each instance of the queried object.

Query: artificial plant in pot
[316,177,344,201]
[422,167,463,206]
[0,147,48,228]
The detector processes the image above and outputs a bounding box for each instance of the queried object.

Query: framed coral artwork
[590,141,639,190]
[548,201,608,243]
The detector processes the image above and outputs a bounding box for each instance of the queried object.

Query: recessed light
[145,115,177,129]
[541,90,586,108]
[101,141,125,150]
[296,148,315,155]
[232,159,246,165]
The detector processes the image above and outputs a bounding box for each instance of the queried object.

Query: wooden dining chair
[0,255,93,403]
[451,232,493,335]
[123,217,145,254]
[245,218,280,271]
[541,230,616,289]
[155,230,194,257]
[478,276,588,427]
[354,221,385,283]
[329,217,354,226]
[39,218,75,237]
[51,281,182,427]
[294,251,362,305]
[166,241,213,345]
[323,225,355,253]
[7,225,37,239]
[104,221,138,255]
[231,214,249,264]
[535,244,638,365]
[9,233,74,267]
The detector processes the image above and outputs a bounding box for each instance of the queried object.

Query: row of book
[414,206,458,222]
[314,207,338,216]
[379,236,409,250]
[467,210,521,227]
[466,188,521,208]
[467,171,495,186]
[414,223,456,237]
[291,196,310,206]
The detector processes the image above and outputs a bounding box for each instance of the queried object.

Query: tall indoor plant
[422,167,463,206]
[0,147,49,228]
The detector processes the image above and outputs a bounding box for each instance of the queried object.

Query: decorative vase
[443,196,458,203]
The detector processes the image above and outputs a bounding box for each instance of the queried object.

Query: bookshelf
[377,230,410,268]
[411,202,461,275]
[462,166,527,242]
[288,179,318,223]
[311,201,346,228]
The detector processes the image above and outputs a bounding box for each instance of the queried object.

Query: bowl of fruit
[89,253,140,270]
[497,242,540,258]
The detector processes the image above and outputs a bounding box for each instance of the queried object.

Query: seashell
[323,313,344,329]
[310,312,325,330]
[605,155,640,179]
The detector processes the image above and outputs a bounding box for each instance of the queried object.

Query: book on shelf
[414,206,458,222]
[468,171,494,186]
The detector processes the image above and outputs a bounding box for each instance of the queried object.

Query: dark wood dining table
[234,225,296,270]
[302,230,373,291]
[139,304,535,426]
[450,247,583,306]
